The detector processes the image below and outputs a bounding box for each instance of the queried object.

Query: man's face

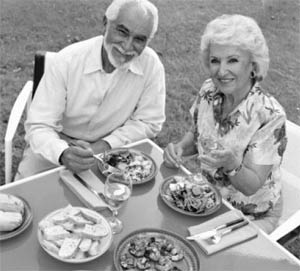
[103,4,153,68]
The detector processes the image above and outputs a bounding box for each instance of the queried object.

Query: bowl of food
[95,148,157,185]
[114,228,200,271]
[37,205,113,263]
[0,193,33,241]
[160,175,222,217]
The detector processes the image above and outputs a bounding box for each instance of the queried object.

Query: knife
[187,217,245,240]
[72,173,112,211]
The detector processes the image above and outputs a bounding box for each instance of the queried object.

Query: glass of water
[104,172,132,234]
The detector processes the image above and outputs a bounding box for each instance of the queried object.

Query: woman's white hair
[105,0,158,40]
[200,14,269,81]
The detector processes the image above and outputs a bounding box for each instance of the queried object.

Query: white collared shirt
[25,36,166,165]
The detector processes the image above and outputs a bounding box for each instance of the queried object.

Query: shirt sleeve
[103,62,166,148]
[244,108,287,166]
[25,53,69,165]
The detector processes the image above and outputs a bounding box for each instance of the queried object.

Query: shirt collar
[84,36,143,76]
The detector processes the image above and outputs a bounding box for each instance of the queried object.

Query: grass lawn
[0,0,299,257]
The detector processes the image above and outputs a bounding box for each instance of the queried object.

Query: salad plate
[160,175,222,217]
[96,148,157,185]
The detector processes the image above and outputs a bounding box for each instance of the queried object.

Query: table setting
[0,139,299,271]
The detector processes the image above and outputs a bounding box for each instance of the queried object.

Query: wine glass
[198,132,223,174]
[103,172,132,234]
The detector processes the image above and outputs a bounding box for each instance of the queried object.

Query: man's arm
[25,54,70,165]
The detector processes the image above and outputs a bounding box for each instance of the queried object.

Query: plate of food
[0,193,33,241]
[114,228,200,271]
[37,205,113,263]
[160,175,222,217]
[95,148,157,185]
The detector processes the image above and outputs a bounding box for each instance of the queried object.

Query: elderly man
[15,0,165,179]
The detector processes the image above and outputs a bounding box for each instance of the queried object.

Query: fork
[68,142,121,174]
[210,220,249,244]
[93,153,122,174]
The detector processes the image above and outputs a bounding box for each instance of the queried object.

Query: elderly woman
[164,14,287,233]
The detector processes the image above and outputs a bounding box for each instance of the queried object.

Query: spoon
[210,220,249,244]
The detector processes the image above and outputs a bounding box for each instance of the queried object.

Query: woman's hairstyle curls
[200,14,269,81]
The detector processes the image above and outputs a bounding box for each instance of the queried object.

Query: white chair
[4,51,56,184]
[270,120,300,241]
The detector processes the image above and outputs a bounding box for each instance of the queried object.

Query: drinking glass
[104,172,132,234]
[198,132,223,173]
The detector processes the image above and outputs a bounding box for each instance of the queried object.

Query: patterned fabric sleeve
[244,104,287,166]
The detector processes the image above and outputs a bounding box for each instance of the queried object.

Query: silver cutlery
[187,217,245,240]
[210,220,249,244]
[72,173,113,212]
[93,153,122,174]
[68,142,121,174]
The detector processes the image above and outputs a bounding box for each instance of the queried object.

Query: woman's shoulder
[248,84,286,120]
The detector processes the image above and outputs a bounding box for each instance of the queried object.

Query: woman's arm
[227,162,272,196]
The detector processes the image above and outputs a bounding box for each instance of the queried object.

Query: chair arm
[4,80,33,184]
[270,210,300,241]
[282,120,300,178]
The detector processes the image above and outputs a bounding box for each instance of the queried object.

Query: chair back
[32,51,57,99]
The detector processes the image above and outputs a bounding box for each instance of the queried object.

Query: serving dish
[0,196,33,241]
[114,228,200,271]
[96,148,157,185]
[160,175,222,217]
[37,205,113,263]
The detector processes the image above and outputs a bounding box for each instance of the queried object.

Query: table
[1,139,299,271]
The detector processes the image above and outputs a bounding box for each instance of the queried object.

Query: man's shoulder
[57,36,101,59]
[140,46,163,65]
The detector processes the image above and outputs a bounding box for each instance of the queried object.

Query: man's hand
[60,140,94,173]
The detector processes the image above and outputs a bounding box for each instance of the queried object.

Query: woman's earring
[250,71,256,79]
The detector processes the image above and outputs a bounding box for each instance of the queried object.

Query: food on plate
[119,235,184,271]
[163,176,219,214]
[0,211,23,231]
[59,237,81,259]
[0,193,25,232]
[100,150,153,183]
[38,205,110,260]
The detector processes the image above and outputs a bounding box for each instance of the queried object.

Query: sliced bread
[58,237,81,259]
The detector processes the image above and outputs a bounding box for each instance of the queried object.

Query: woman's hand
[199,147,241,172]
[60,140,95,173]
[163,143,184,168]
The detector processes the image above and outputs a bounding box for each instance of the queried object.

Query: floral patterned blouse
[190,79,287,218]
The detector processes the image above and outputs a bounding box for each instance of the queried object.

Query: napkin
[188,209,258,255]
[60,169,108,211]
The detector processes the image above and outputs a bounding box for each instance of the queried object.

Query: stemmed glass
[103,172,132,234]
[198,129,223,176]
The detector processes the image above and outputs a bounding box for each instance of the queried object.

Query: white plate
[160,175,222,217]
[37,206,113,263]
[0,195,33,241]
[96,148,157,185]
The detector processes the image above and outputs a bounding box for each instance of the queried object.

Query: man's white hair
[105,0,158,40]
[200,14,269,81]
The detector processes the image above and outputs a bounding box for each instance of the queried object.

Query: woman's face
[208,44,253,96]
